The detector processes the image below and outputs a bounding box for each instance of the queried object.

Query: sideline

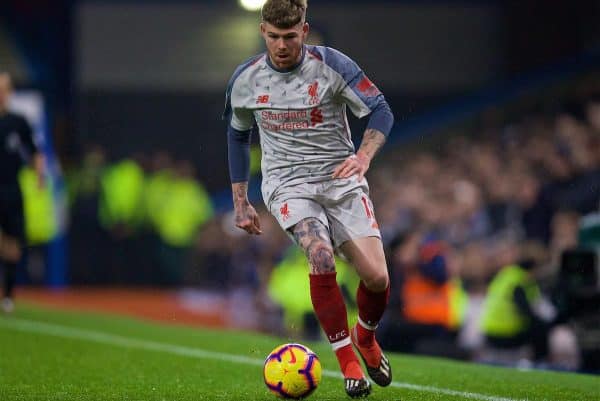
[0,317,525,401]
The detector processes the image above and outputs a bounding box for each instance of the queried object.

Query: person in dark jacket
[0,72,45,312]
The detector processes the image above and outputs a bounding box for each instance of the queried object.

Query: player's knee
[363,270,389,292]
[307,241,335,274]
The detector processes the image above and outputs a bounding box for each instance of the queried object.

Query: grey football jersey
[225,45,387,204]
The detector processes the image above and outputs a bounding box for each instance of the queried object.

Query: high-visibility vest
[401,239,465,329]
[449,278,468,330]
[19,167,58,245]
[98,159,145,229]
[250,145,262,176]
[143,169,174,229]
[268,247,358,331]
[268,248,313,329]
[480,265,541,337]
[155,177,213,247]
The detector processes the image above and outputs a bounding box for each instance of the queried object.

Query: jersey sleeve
[227,125,252,183]
[223,56,261,131]
[224,83,255,131]
[322,47,385,118]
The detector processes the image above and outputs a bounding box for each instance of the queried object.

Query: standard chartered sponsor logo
[261,120,310,131]
[259,108,325,131]
[261,110,308,121]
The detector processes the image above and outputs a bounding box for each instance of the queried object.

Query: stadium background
[1,0,599,381]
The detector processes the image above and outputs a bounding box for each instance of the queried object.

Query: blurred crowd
[62,95,600,373]
[66,149,214,285]
[370,98,600,287]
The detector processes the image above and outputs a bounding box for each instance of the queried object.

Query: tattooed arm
[227,122,261,235]
[332,128,387,181]
[356,128,386,164]
[232,182,262,235]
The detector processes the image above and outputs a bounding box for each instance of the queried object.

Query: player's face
[0,74,12,112]
[261,22,309,69]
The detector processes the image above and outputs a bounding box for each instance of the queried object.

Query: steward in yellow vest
[152,161,213,285]
[98,158,145,234]
[481,262,551,360]
[19,167,58,246]
[153,169,213,248]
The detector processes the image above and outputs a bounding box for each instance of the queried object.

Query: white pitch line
[0,318,525,401]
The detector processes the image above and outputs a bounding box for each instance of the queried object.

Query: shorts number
[361,196,373,218]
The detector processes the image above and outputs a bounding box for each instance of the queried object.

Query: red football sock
[335,346,363,380]
[309,273,362,379]
[356,281,390,345]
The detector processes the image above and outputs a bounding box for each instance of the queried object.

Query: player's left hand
[332,154,370,181]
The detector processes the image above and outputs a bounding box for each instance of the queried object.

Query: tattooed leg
[293,218,365,385]
[291,218,335,274]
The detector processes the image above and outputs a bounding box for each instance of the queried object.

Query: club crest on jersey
[307,81,320,105]
[256,94,270,104]
[280,202,291,221]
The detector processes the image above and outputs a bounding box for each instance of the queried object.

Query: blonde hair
[261,0,307,29]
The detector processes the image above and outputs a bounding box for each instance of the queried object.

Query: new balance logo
[256,95,269,104]
[310,107,323,126]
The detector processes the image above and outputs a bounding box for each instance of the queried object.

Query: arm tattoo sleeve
[357,128,386,162]
[232,182,248,207]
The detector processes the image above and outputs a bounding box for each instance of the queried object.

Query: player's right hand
[234,202,262,235]
[332,153,370,181]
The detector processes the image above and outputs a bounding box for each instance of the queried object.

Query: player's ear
[302,22,309,37]
[260,22,267,36]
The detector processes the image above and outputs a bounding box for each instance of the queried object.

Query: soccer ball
[263,343,322,399]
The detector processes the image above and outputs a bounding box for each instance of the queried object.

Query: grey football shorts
[267,175,381,248]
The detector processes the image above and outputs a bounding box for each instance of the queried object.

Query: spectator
[380,231,467,359]
[480,241,555,363]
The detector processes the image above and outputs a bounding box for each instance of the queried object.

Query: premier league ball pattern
[263,343,322,399]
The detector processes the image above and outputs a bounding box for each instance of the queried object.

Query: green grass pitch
[0,304,598,400]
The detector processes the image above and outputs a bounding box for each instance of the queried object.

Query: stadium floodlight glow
[239,0,266,12]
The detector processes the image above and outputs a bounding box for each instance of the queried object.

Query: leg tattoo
[291,218,335,274]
